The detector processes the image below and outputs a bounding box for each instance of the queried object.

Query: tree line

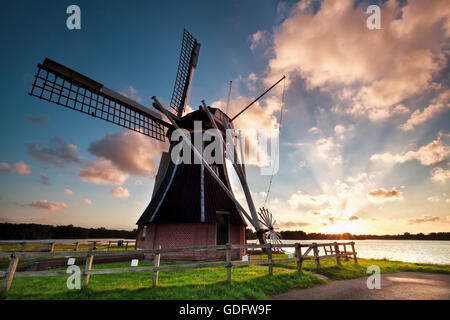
[246,229,450,241]
[0,223,137,240]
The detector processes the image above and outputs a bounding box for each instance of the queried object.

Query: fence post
[83,250,94,287]
[226,243,232,282]
[20,242,26,252]
[152,245,161,287]
[92,241,97,251]
[125,241,129,251]
[267,243,273,276]
[313,243,321,269]
[343,243,349,261]
[49,242,56,252]
[3,254,19,292]
[74,242,80,251]
[351,241,358,264]
[107,241,111,251]
[334,242,341,266]
[294,243,303,272]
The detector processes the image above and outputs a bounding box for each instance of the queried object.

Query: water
[249,239,450,265]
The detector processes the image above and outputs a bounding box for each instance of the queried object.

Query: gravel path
[272,272,450,300]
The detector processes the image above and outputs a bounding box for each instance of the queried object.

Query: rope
[263,77,286,208]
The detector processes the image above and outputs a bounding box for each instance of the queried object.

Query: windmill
[29,29,284,258]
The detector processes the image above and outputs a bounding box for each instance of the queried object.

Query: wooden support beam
[226,243,232,282]
[267,243,273,276]
[334,242,342,266]
[3,254,19,292]
[351,241,358,264]
[313,243,321,269]
[152,245,161,287]
[294,243,303,272]
[83,250,94,287]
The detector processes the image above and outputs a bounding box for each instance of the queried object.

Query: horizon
[1,0,449,236]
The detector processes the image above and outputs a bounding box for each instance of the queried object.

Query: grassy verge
[2,256,449,300]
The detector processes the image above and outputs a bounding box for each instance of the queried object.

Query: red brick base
[136,223,246,260]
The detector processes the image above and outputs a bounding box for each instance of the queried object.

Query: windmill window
[142,226,147,239]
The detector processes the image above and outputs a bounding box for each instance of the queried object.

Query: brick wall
[136,223,245,260]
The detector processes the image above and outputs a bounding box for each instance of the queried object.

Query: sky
[0,0,449,235]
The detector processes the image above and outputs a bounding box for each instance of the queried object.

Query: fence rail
[0,239,136,253]
[1,241,357,292]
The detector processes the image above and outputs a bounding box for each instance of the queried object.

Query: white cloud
[111,186,130,199]
[430,167,450,182]
[288,190,329,209]
[28,200,68,212]
[83,198,92,205]
[79,159,129,185]
[13,162,31,175]
[266,0,450,121]
[371,139,449,166]
[367,187,404,203]
[63,189,74,196]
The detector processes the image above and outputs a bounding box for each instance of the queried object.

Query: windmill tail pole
[231,75,286,121]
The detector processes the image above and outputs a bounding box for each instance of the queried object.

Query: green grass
[2,256,449,300]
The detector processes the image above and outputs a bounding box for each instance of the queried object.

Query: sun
[323,220,361,235]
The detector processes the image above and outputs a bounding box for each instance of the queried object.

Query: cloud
[24,115,49,125]
[408,215,441,224]
[111,186,130,199]
[401,91,450,131]
[430,167,450,183]
[118,85,143,103]
[288,190,329,209]
[83,198,92,205]
[0,162,11,171]
[367,187,404,203]
[0,161,31,175]
[13,162,31,175]
[370,139,449,166]
[308,126,321,135]
[63,189,74,196]
[27,137,80,167]
[278,221,310,229]
[28,200,68,212]
[79,159,129,185]
[266,0,450,121]
[39,174,50,185]
[87,130,165,177]
[249,30,268,51]
[427,196,440,203]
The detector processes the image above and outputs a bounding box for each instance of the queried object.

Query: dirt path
[272,272,450,300]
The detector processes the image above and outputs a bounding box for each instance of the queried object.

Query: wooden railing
[0,239,136,253]
[0,241,357,292]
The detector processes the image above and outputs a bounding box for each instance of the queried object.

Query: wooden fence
[0,239,136,253]
[0,241,357,292]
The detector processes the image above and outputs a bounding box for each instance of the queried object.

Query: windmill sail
[29,58,169,142]
[170,29,201,117]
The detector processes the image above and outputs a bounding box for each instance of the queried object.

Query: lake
[249,239,450,265]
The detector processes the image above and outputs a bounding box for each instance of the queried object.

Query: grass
[2,255,449,300]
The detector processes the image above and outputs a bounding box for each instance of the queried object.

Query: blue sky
[1,0,449,234]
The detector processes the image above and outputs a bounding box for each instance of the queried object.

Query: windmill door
[216,212,230,245]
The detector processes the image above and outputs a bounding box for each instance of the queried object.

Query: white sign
[242,255,248,262]
[67,258,75,265]
[131,259,139,267]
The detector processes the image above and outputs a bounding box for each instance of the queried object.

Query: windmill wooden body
[29,29,283,260]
